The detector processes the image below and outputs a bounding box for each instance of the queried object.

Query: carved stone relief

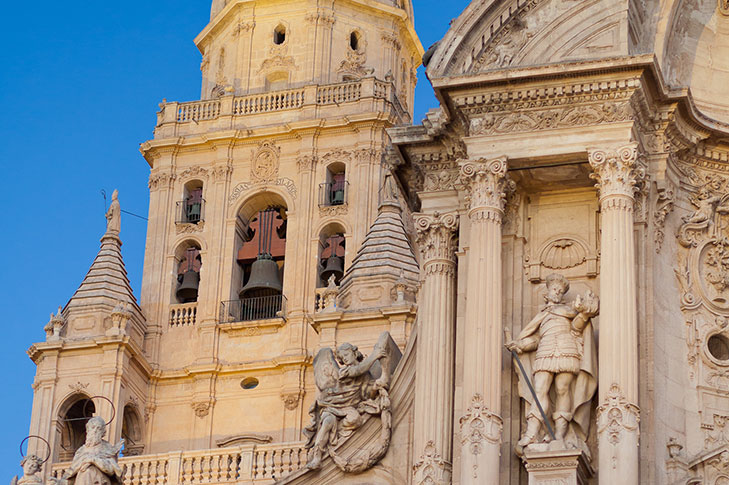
[596,383,640,470]
[251,141,280,183]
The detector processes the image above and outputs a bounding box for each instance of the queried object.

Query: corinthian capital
[588,144,645,200]
[414,212,459,265]
[459,157,511,217]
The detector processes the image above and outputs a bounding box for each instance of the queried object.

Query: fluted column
[588,144,642,484]
[457,157,510,485]
[412,211,459,485]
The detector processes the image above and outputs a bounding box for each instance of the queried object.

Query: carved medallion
[251,141,280,182]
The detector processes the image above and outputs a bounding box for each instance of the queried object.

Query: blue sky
[0,0,467,475]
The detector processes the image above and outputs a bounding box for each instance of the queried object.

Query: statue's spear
[504,328,556,441]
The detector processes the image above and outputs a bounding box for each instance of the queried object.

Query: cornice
[27,335,153,377]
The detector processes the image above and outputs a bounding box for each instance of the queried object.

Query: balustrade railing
[158,78,408,127]
[50,442,307,484]
[177,100,221,122]
[234,89,305,114]
[169,303,198,327]
[316,81,361,104]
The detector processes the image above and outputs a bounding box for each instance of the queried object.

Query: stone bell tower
[134,0,423,462]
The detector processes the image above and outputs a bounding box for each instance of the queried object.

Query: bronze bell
[176,270,200,303]
[320,255,344,284]
[239,256,283,299]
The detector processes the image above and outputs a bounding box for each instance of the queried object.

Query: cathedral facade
[19,0,729,484]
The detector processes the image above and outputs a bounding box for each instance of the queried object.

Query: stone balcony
[50,441,307,485]
[152,77,410,139]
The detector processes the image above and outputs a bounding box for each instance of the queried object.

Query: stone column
[412,211,459,485]
[458,157,510,485]
[588,144,642,484]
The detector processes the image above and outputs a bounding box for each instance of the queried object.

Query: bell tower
[136,0,423,455]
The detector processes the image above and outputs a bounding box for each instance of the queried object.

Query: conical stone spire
[62,190,144,339]
[338,174,419,309]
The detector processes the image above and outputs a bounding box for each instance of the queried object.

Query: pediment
[426,0,630,78]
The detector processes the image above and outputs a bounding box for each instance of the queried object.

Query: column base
[522,445,593,485]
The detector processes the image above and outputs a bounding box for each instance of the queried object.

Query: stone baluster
[588,144,643,485]
[457,157,510,485]
[412,211,459,485]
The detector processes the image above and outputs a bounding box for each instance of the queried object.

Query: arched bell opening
[121,404,144,456]
[56,394,96,462]
[177,180,204,224]
[174,241,202,304]
[317,223,347,288]
[320,162,347,207]
[231,193,288,321]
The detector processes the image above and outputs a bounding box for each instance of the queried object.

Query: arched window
[177,180,204,224]
[57,395,95,462]
[273,24,286,45]
[320,162,347,206]
[121,404,144,456]
[226,194,289,322]
[175,242,202,304]
[317,223,347,288]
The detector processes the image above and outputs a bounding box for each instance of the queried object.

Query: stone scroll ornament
[304,331,401,472]
[505,273,599,457]
[12,436,51,485]
[53,416,124,485]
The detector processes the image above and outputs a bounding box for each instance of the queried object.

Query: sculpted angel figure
[304,332,400,472]
[105,190,121,235]
[57,417,123,485]
[683,186,729,226]
[506,273,599,450]
[11,455,44,485]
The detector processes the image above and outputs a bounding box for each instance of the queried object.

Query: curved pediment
[426,0,633,78]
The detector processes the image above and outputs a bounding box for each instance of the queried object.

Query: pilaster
[588,144,643,485]
[412,211,459,485]
[457,157,510,485]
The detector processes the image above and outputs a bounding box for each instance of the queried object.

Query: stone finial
[107,302,132,337]
[394,269,407,304]
[667,437,683,458]
[44,307,65,341]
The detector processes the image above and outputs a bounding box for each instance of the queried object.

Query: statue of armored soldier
[506,273,599,452]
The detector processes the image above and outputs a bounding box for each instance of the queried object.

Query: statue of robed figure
[506,273,598,454]
[57,417,123,485]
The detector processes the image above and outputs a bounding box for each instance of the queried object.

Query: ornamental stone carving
[303,332,400,472]
[414,212,459,265]
[587,145,645,200]
[459,393,503,479]
[179,166,208,181]
[251,141,280,183]
[192,401,212,418]
[460,157,512,217]
[55,416,124,485]
[413,441,451,485]
[506,273,599,453]
[295,154,317,172]
[44,307,65,341]
[653,182,675,253]
[596,384,640,468]
[148,172,176,191]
